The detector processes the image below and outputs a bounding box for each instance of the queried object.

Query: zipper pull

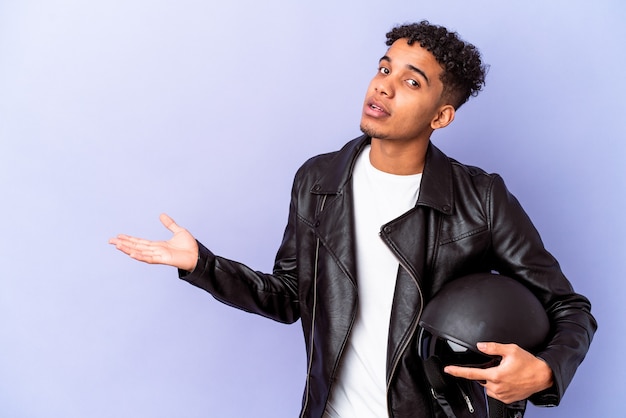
[462,392,475,413]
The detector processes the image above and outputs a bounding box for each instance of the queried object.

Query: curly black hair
[386,21,487,109]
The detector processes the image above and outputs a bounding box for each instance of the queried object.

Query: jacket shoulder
[448,156,499,181]
[297,149,341,177]
[293,135,366,190]
[421,143,506,213]
[448,156,506,196]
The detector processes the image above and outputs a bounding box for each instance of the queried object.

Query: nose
[374,77,393,97]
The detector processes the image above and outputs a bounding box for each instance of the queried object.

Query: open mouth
[366,100,389,116]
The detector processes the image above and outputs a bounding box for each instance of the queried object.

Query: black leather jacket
[181,135,596,417]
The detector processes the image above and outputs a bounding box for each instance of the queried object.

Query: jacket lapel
[309,136,456,388]
[309,136,370,287]
[383,142,455,382]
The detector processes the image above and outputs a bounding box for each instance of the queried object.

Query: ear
[430,104,455,130]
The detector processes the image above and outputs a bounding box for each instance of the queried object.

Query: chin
[360,122,385,140]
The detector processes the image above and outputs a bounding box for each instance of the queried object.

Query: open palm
[109,213,199,272]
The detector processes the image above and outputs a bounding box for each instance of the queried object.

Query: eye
[407,79,420,88]
[379,66,390,75]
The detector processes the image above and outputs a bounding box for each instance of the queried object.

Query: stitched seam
[301,194,327,417]
[438,226,488,245]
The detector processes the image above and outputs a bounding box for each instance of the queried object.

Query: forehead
[384,39,443,80]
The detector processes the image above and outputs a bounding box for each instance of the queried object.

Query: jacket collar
[312,134,454,215]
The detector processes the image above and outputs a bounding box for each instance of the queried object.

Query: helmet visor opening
[420,330,500,369]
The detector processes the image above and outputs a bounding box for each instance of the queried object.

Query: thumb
[159,213,183,234]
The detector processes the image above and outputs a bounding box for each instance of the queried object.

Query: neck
[369,137,429,175]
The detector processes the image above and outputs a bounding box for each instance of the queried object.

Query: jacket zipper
[384,247,425,417]
[301,195,327,418]
[458,383,475,413]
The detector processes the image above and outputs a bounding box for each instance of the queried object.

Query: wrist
[535,356,554,392]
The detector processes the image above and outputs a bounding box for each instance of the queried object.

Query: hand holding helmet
[418,273,554,416]
[444,342,554,404]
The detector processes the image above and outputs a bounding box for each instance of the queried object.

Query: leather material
[181,135,597,417]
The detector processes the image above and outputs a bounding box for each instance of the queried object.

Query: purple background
[1,1,624,417]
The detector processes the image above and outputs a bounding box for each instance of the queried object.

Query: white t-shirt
[324,146,422,417]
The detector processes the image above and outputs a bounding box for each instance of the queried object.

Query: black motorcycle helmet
[417,273,550,418]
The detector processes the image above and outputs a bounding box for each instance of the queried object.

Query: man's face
[360,39,447,143]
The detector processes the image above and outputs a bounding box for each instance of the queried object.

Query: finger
[444,365,490,381]
[109,234,134,243]
[129,251,162,264]
[111,241,134,256]
[160,213,183,234]
[113,235,157,249]
[111,235,164,257]
[476,342,510,356]
[124,242,171,262]
[112,240,142,257]
[111,234,145,245]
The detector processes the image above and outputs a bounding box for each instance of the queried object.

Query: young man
[110,21,596,418]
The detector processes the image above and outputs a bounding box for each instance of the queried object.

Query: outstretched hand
[444,342,554,404]
[109,213,199,272]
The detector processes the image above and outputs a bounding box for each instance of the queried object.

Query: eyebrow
[380,55,430,85]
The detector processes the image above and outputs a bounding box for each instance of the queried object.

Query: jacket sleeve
[487,174,597,406]
[177,178,301,325]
